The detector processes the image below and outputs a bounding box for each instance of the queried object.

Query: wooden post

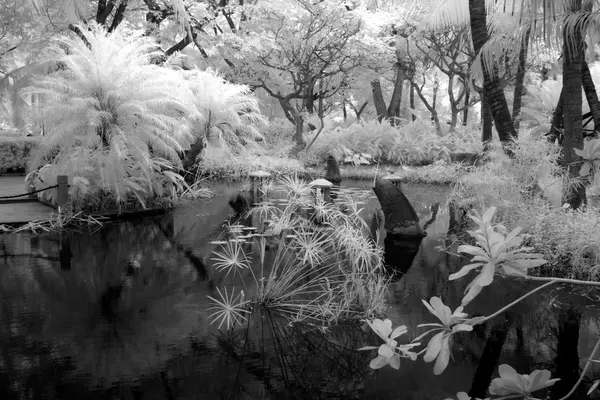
[249,170,272,203]
[57,175,69,210]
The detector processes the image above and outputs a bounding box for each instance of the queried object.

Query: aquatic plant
[207,178,387,330]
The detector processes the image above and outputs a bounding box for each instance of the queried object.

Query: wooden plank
[0,202,54,224]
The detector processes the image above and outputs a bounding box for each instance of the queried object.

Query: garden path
[0,175,55,224]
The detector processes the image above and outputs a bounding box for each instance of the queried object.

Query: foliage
[359,206,566,396]
[304,119,481,167]
[450,130,564,228]
[450,206,547,306]
[0,136,40,173]
[415,297,472,375]
[207,177,388,329]
[450,131,600,279]
[19,24,238,212]
[180,68,266,158]
[489,365,559,399]
[357,318,418,370]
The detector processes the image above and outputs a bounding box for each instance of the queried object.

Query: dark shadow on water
[0,181,599,399]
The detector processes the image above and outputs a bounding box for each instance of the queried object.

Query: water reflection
[0,182,600,399]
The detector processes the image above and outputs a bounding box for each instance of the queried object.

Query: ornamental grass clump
[207,177,388,330]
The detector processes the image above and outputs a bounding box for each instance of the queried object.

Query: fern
[22,23,199,211]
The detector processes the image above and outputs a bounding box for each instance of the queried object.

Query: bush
[0,136,40,173]
[304,119,480,166]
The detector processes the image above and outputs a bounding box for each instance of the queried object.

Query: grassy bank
[198,147,468,184]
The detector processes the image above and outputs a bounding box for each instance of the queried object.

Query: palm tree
[431,0,600,207]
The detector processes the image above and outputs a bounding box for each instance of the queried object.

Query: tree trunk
[371,80,388,122]
[410,84,416,121]
[482,93,493,151]
[582,60,600,133]
[512,26,531,131]
[355,101,368,120]
[387,67,404,126]
[549,89,564,143]
[450,110,458,131]
[562,0,586,209]
[469,0,517,152]
[462,86,470,125]
[413,83,442,136]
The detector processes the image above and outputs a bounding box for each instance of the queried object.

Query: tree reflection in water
[1,218,207,387]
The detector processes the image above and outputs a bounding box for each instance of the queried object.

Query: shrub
[0,136,40,173]
[21,24,201,212]
[304,119,480,166]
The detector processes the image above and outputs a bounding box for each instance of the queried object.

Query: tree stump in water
[372,178,425,238]
[324,154,342,186]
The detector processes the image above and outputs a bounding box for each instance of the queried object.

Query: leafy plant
[415,297,473,375]
[358,319,419,369]
[450,206,547,306]
[489,365,559,399]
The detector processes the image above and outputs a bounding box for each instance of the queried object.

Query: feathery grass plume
[21,23,200,212]
[207,177,387,329]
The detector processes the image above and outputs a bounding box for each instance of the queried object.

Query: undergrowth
[450,130,600,280]
[303,119,481,166]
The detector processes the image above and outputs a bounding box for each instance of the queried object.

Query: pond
[1,180,600,400]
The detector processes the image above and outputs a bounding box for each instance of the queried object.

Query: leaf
[449,262,484,281]
[478,262,496,286]
[423,331,444,363]
[580,161,591,177]
[588,379,600,396]
[369,354,389,369]
[358,346,379,351]
[481,206,496,223]
[457,244,489,257]
[461,282,483,306]
[433,334,451,375]
[451,323,474,334]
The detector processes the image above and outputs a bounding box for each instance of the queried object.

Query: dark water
[1,180,600,400]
